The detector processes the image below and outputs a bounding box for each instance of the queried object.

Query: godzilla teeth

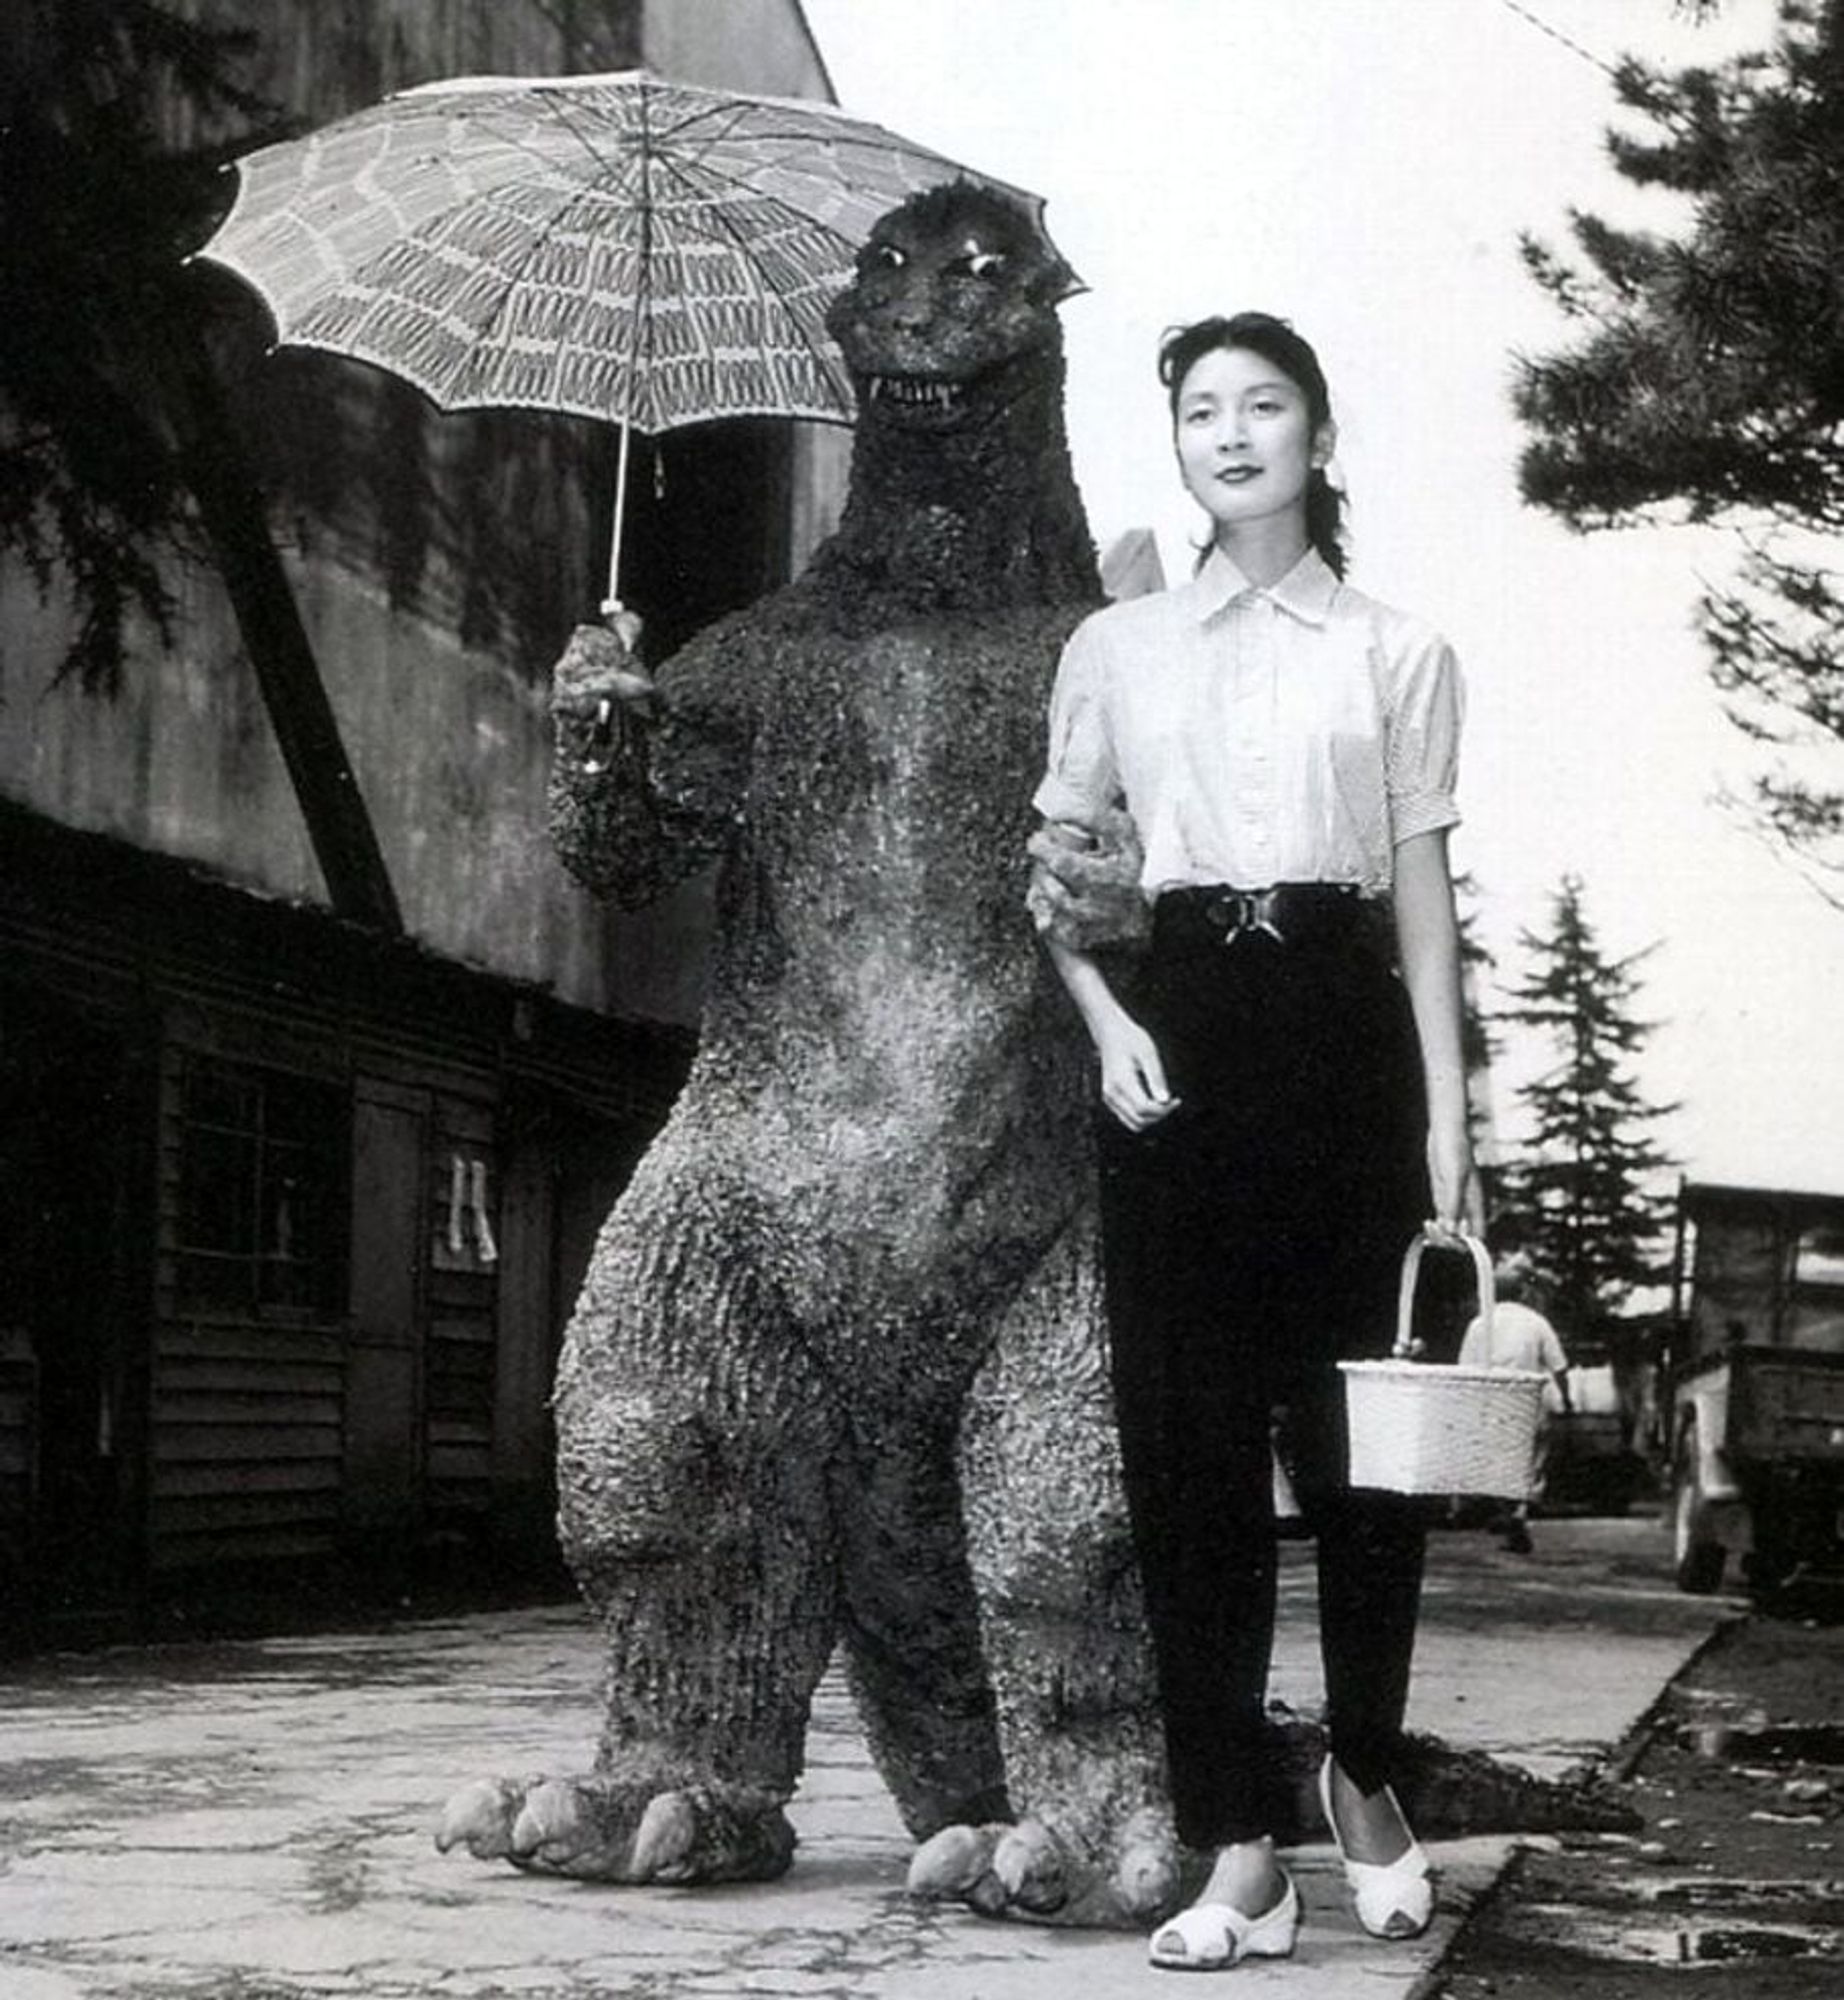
[869,375,962,409]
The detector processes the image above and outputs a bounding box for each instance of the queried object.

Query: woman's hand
[1425,1115,1485,1241]
[1041,936,1179,1131]
[1093,1009,1181,1132]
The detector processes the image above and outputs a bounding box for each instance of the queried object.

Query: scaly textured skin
[440,185,1177,1923]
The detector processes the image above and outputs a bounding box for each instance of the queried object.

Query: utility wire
[1492,0,1625,82]
[1492,0,1710,142]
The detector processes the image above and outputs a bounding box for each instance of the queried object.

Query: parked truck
[1665,1180,1844,1597]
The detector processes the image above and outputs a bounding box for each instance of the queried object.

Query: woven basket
[1339,1231,1548,1499]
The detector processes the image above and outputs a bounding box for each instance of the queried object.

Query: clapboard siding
[154,1424,340,1461]
[426,1297,495,1518]
[153,1526,337,1570]
[2,790,687,1641]
[155,1458,344,1498]
[152,1488,345,1540]
[148,1320,345,1571]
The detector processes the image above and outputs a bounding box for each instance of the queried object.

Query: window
[175,1055,347,1315]
[1790,1217,1844,1354]
[1794,1219,1844,1291]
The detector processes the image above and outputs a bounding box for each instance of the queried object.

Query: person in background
[1029,310,1484,1972]
[1460,1257,1571,1553]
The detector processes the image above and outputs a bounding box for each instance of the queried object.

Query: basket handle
[1393,1226,1495,1361]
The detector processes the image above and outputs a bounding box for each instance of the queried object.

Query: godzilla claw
[630,1790,699,1879]
[908,1821,1006,1903]
[433,1776,526,1859]
[643,1784,799,1883]
[510,1779,603,1870]
[1111,1806,1184,1923]
[908,1809,1181,1928]
[440,1773,797,1884]
[992,1820,1068,1913]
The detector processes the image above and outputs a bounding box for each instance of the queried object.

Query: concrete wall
[0,0,853,1029]
[641,0,832,96]
[0,460,639,1012]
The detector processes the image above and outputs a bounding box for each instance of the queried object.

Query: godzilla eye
[954,246,1006,279]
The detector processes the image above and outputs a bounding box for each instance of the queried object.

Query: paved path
[0,1516,1738,1999]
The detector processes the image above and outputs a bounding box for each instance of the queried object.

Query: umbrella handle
[603,417,634,619]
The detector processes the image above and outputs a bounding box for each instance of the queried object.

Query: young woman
[1031,312,1485,1971]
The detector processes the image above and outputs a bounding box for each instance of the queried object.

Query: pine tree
[1491,876,1678,1334]
[1513,0,1844,900]
[0,0,268,689]
[0,0,401,930]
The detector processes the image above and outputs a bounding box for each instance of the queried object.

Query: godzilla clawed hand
[434,1773,797,1884]
[1025,808,1151,954]
[550,615,659,727]
[907,1806,1180,1928]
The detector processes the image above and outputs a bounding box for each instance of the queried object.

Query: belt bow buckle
[1221,887,1284,945]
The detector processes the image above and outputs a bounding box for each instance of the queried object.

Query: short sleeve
[1032,614,1121,825]
[1383,624,1464,845]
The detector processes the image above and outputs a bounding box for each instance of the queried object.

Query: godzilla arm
[548,621,750,911]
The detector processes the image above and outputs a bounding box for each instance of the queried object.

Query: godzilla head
[825,181,1083,430]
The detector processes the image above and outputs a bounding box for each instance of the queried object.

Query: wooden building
[0,0,847,1648]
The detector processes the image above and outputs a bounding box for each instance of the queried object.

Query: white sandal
[1318,1758,1433,1940]
[1148,1871,1300,1971]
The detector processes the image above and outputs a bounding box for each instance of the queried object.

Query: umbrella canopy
[195,69,1051,606]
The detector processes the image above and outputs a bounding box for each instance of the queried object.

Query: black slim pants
[1096,893,1431,1850]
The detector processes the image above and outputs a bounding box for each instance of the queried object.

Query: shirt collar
[1186,544,1339,628]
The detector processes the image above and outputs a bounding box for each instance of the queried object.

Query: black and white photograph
[2,3,1841,1996]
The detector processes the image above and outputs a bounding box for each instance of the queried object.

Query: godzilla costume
[438,183,1178,1925]
[436,184,1634,1926]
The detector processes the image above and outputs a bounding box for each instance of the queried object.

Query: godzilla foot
[434,1774,797,1884]
[908,1806,1180,1928]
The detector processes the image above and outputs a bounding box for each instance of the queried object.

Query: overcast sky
[801,0,1844,1196]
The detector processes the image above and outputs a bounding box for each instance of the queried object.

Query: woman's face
[1172,344,1333,543]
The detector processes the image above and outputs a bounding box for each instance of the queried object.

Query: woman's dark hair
[1158,312,1348,577]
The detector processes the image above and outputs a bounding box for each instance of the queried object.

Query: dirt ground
[1431,1579,1844,1998]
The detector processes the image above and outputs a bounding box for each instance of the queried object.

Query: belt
[1154,882,1380,950]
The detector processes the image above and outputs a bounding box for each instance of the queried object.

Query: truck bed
[1728,1345,1844,1466]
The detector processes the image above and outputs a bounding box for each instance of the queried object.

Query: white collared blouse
[1033,545,1463,899]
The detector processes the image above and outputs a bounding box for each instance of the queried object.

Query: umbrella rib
[260,85,643,415]
[644,144,867,281]
[645,149,856,406]
[443,177,643,419]
[631,83,656,424]
[650,91,973,177]
[645,143,859,266]
[642,89,1006,220]
[521,79,659,424]
[408,80,666,422]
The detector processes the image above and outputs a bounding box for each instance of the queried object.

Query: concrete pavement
[0,1517,1739,1999]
